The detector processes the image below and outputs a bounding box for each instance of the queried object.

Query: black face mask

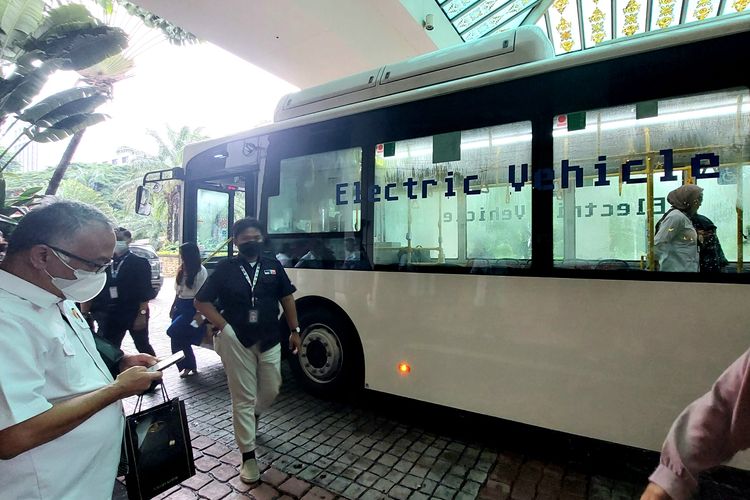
[238,241,263,258]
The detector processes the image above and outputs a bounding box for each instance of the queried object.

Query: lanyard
[111,253,129,279]
[239,261,261,307]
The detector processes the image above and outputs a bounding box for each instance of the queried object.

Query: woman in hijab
[654,184,703,272]
[690,213,728,273]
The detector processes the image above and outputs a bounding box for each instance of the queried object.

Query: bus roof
[183,14,750,167]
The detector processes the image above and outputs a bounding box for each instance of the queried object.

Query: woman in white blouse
[167,242,208,376]
[654,184,703,272]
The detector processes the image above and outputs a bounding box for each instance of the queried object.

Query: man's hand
[640,482,672,500]
[119,353,157,372]
[289,332,301,355]
[113,366,162,398]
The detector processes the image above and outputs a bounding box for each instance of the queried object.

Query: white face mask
[114,241,129,254]
[47,250,108,302]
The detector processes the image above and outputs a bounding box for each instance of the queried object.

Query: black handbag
[124,384,196,500]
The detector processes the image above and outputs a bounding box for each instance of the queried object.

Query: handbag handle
[132,381,170,416]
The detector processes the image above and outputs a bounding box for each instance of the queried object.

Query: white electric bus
[139,15,750,461]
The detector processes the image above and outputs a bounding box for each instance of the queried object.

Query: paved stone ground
[111,278,750,499]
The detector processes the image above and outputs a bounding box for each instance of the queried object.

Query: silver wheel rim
[299,322,343,384]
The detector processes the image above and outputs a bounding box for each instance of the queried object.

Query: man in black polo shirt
[92,227,156,356]
[195,218,300,485]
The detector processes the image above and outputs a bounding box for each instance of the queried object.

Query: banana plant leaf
[0,213,18,226]
[0,58,65,117]
[8,185,42,203]
[32,4,98,40]
[26,26,128,71]
[12,48,44,74]
[30,112,107,143]
[16,86,100,124]
[23,92,106,127]
[0,0,45,63]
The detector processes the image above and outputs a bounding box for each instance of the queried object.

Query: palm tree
[118,125,207,243]
[43,1,198,195]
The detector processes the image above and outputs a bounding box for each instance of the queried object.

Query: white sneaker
[240,458,260,484]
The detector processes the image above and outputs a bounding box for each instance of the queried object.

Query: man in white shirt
[0,201,162,500]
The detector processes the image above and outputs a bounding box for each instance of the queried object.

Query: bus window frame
[260,123,375,270]
[185,174,255,263]
[250,31,750,283]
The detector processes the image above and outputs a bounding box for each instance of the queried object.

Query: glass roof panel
[547,0,583,53]
[722,0,749,14]
[650,0,685,30]
[536,14,550,37]
[452,0,509,33]
[436,0,749,50]
[462,0,537,40]
[441,0,478,20]
[615,0,648,38]
[581,0,614,48]
[684,0,721,22]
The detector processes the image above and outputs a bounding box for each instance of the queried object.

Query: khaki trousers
[214,326,281,453]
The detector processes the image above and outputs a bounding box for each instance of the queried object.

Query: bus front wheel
[288,307,363,397]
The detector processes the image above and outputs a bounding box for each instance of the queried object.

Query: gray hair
[6,200,113,255]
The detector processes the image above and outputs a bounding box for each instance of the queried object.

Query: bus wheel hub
[300,324,342,383]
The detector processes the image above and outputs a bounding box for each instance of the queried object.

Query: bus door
[185,174,255,263]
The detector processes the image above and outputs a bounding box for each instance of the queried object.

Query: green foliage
[32,4,98,39]
[27,25,128,71]
[118,1,198,46]
[158,241,179,255]
[2,123,207,246]
[0,174,42,231]
[3,160,159,241]
[0,0,45,62]
[29,111,107,142]
[17,85,100,123]
[0,58,64,116]
[1,2,129,178]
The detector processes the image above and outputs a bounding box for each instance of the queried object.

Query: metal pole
[646,128,655,271]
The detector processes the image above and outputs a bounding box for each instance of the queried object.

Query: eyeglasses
[47,245,112,274]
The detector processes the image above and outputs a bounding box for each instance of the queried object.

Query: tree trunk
[165,184,181,244]
[172,187,181,243]
[46,130,86,196]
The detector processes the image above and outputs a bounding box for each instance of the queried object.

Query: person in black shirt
[691,213,729,273]
[91,227,156,355]
[195,218,300,485]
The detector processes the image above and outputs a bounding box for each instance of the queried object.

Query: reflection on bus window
[373,121,532,272]
[268,148,362,234]
[196,189,230,257]
[552,88,750,272]
[269,236,368,270]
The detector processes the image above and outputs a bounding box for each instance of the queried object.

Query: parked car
[129,241,163,294]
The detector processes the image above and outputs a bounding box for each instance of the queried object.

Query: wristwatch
[290,326,301,334]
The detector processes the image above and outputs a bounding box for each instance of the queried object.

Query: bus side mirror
[135,185,152,216]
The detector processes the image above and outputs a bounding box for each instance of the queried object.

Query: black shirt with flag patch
[195,255,296,351]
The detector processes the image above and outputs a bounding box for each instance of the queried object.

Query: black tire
[287,307,363,397]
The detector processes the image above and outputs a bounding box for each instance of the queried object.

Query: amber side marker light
[398,362,411,375]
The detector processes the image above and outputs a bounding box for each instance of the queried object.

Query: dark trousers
[97,311,156,356]
[167,298,203,370]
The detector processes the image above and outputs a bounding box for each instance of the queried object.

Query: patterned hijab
[667,184,703,212]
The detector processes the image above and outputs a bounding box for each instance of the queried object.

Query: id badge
[109,286,119,299]
[248,309,259,324]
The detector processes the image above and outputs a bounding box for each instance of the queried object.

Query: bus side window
[552,88,750,274]
[373,121,533,272]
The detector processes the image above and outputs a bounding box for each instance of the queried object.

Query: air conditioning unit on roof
[275,25,553,122]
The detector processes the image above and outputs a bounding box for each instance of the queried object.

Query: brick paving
[111,278,750,499]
